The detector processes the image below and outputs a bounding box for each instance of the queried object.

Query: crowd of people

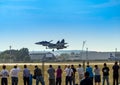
[0,61,119,85]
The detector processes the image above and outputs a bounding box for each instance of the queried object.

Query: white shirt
[77,67,84,75]
[94,68,100,75]
[64,68,73,76]
[0,69,9,78]
[10,68,20,77]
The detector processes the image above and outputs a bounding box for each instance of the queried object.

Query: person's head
[115,61,118,65]
[3,65,6,69]
[58,65,61,68]
[87,65,90,67]
[35,65,38,68]
[49,65,52,68]
[24,65,27,68]
[64,65,67,69]
[84,72,89,78]
[94,65,98,69]
[67,65,70,68]
[78,64,81,67]
[104,63,107,67]
[71,65,74,68]
[14,65,17,68]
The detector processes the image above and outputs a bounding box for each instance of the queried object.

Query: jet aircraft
[108,53,120,61]
[35,39,68,51]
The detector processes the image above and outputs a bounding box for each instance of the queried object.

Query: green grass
[0,62,118,85]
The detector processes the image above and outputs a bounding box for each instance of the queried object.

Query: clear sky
[0,0,120,52]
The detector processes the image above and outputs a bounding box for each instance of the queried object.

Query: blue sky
[0,0,120,51]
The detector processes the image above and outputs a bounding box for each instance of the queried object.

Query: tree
[0,48,31,62]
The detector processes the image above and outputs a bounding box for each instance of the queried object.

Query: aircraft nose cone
[35,42,40,44]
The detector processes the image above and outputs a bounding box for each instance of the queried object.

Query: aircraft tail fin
[49,40,53,42]
[61,39,65,43]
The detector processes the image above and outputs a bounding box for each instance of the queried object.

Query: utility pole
[86,48,88,61]
[81,41,86,59]
[9,46,12,63]
[81,41,86,71]
[42,55,45,80]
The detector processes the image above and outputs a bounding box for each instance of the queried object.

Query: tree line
[0,48,30,63]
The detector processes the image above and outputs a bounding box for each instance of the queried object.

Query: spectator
[0,65,9,85]
[34,65,45,85]
[23,65,30,85]
[64,65,73,85]
[94,65,101,85]
[56,65,62,85]
[77,64,84,83]
[80,72,92,85]
[102,63,109,85]
[71,65,76,85]
[112,61,119,85]
[10,65,20,85]
[64,65,67,70]
[86,62,93,85]
[47,65,55,85]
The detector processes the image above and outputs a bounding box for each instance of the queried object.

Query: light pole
[81,41,86,60]
[86,48,88,61]
[42,55,45,80]
[9,46,12,63]
[81,41,86,71]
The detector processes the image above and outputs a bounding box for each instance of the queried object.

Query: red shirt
[56,68,62,78]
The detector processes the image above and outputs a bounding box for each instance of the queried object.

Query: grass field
[0,62,119,85]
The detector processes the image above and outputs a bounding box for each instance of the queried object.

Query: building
[29,52,56,61]
[67,51,120,61]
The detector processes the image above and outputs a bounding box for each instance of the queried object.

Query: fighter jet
[35,39,68,51]
[35,40,53,49]
[108,53,120,61]
[48,41,68,51]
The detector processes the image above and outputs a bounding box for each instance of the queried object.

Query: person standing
[64,65,73,85]
[10,65,20,85]
[102,63,110,85]
[71,65,76,85]
[94,65,101,85]
[34,65,45,85]
[23,65,30,85]
[77,64,84,83]
[47,65,55,85]
[0,65,9,85]
[112,61,119,85]
[56,65,62,85]
[86,63,93,85]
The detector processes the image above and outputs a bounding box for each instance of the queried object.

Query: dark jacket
[34,68,42,76]
[80,77,92,85]
[112,65,119,78]
[102,67,109,76]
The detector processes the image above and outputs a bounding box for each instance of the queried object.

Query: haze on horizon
[0,0,120,52]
